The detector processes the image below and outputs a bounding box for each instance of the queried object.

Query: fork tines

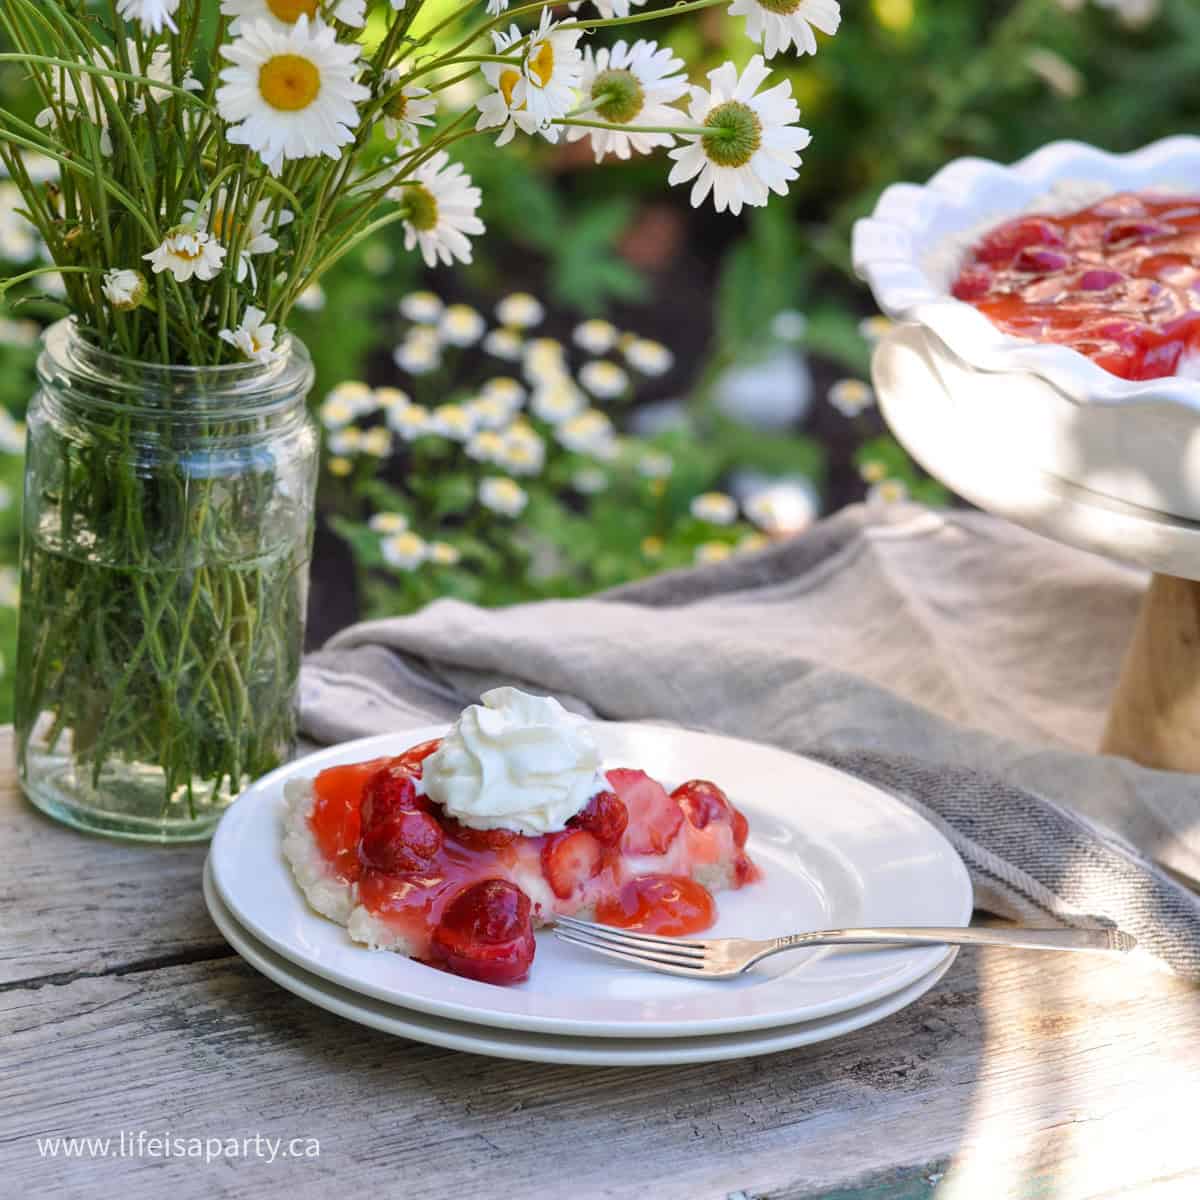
[552,914,709,974]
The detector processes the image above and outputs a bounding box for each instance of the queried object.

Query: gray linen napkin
[301,502,1200,980]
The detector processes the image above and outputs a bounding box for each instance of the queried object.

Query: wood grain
[1102,572,1200,773]
[3,732,1200,1200]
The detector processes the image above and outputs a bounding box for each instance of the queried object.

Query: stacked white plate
[206,723,973,1066]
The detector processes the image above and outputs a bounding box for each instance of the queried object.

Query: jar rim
[38,319,314,417]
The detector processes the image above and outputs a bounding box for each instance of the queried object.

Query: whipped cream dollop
[420,687,606,836]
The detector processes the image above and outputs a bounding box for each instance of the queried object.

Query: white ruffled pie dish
[852,136,1200,520]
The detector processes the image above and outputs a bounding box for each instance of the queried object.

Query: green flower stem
[555,117,717,137]
[0,264,103,296]
[0,53,207,107]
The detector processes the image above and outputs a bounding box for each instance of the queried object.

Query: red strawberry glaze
[595,875,716,937]
[303,743,761,983]
[950,193,1200,380]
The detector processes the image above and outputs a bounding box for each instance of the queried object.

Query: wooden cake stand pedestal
[874,325,1200,774]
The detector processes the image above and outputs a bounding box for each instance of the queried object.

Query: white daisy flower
[828,378,875,418]
[399,291,444,323]
[35,50,116,156]
[374,387,410,410]
[183,191,293,284]
[320,396,359,429]
[220,0,319,34]
[743,479,817,534]
[429,403,477,441]
[479,476,529,517]
[859,315,893,344]
[216,16,370,176]
[523,337,568,385]
[296,283,325,311]
[566,40,688,162]
[378,71,437,145]
[382,531,428,570]
[728,0,840,60]
[573,319,619,355]
[556,409,615,457]
[573,467,609,494]
[325,380,376,416]
[144,226,227,283]
[484,328,524,360]
[867,479,910,507]
[579,360,629,399]
[623,337,674,376]
[495,293,545,329]
[429,542,462,566]
[466,429,506,463]
[637,451,673,479]
[695,541,734,565]
[101,268,146,311]
[116,0,181,34]
[667,56,811,216]
[369,512,409,534]
[531,376,587,425]
[439,303,486,347]
[469,396,516,431]
[387,403,431,440]
[567,0,647,16]
[333,0,367,24]
[480,377,527,412]
[328,456,354,477]
[219,307,281,362]
[499,424,546,476]
[690,491,738,525]
[327,426,364,455]
[520,11,585,131]
[394,327,441,374]
[388,150,484,268]
[475,26,542,147]
[361,426,393,458]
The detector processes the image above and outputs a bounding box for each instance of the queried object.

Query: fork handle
[766,925,1136,957]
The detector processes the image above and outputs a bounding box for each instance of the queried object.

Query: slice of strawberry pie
[283,688,759,985]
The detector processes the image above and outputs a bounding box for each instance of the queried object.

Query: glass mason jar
[15,320,319,842]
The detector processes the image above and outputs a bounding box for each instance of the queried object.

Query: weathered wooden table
[3,730,1199,1200]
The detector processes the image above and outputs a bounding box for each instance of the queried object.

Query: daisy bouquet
[0,0,838,834]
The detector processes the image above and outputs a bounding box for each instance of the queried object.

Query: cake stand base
[875,324,1200,774]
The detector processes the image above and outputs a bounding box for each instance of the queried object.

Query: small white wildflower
[369,512,409,534]
[479,476,529,517]
[579,360,630,399]
[573,467,609,494]
[695,541,734,565]
[466,429,506,463]
[387,403,431,441]
[828,378,875,418]
[690,491,738,525]
[484,327,524,361]
[470,396,516,431]
[623,337,674,376]
[479,377,527,412]
[531,377,587,425]
[743,480,818,534]
[429,541,462,566]
[524,337,569,385]
[100,268,146,312]
[327,426,364,455]
[374,386,410,410]
[867,479,910,506]
[144,226,226,283]
[495,293,545,329]
[361,426,393,457]
[573,319,619,355]
[429,403,476,441]
[218,305,280,362]
[378,72,437,145]
[556,409,616,456]
[439,303,486,347]
[394,327,442,375]
[499,423,546,476]
[399,291,444,323]
[637,451,673,479]
[382,531,428,570]
[296,282,325,311]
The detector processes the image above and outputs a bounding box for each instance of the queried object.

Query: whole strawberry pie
[282,688,759,985]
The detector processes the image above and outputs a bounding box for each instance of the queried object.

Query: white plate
[204,862,959,1067]
[210,722,972,1039]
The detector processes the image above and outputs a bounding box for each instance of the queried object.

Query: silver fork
[553,915,1137,979]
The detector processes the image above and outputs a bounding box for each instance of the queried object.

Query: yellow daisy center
[499,68,521,107]
[401,184,439,232]
[258,54,321,112]
[266,0,319,21]
[528,41,555,88]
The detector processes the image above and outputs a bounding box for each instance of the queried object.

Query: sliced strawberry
[360,765,423,829]
[1105,218,1174,248]
[595,875,715,936]
[730,807,750,849]
[973,217,1065,266]
[733,853,760,887]
[392,737,443,775]
[359,808,443,874]
[951,264,994,301]
[541,829,604,899]
[672,779,732,830]
[441,816,519,851]
[608,768,683,855]
[567,790,627,847]
[431,879,535,985]
[1013,247,1072,275]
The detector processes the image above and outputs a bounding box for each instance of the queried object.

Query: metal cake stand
[874,323,1200,774]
